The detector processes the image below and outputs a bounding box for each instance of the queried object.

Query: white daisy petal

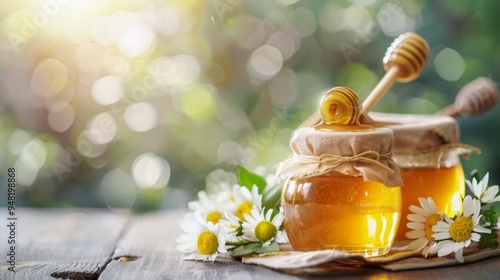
[176,211,228,262]
[427,190,492,262]
[465,180,473,192]
[438,241,460,257]
[408,205,428,217]
[405,197,443,256]
[272,213,284,228]
[455,248,465,263]
[462,196,474,216]
[432,232,451,240]
[443,215,455,224]
[407,222,425,230]
[422,243,433,257]
[407,237,429,250]
[470,232,482,242]
[275,231,288,243]
[433,220,451,231]
[467,173,500,204]
[184,252,201,260]
[473,225,491,234]
[463,239,471,248]
[407,213,427,223]
[406,230,425,239]
[429,240,448,254]
[419,197,439,214]
[181,220,203,235]
[241,205,287,246]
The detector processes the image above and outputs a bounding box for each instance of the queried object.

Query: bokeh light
[15,138,48,186]
[434,47,466,82]
[86,112,117,145]
[91,76,124,106]
[47,102,75,132]
[124,102,158,132]
[148,55,201,87]
[0,0,499,212]
[101,168,137,213]
[132,152,170,189]
[117,24,156,58]
[31,58,68,97]
[247,45,283,80]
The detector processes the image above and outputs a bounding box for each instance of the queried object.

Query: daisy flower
[224,211,244,244]
[232,184,262,221]
[176,212,228,261]
[430,196,491,263]
[467,173,500,204]
[188,189,233,224]
[241,206,288,247]
[405,197,443,257]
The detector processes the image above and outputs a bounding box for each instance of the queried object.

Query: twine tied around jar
[274,127,402,187]
[392,142,481,169]
[293,150,396,178]
[435,143,481,168]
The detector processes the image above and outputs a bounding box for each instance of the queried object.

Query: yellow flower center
[197,231,219,255]
[236,202,253,221]
[449,216,473,242]
[255,221,277,242]
[425,213,442,241]
[206,211,221,224]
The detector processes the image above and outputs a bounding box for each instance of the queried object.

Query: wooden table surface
[1,208,500,279]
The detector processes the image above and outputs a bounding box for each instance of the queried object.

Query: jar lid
[275,127,402,187]
[367,112,480,168]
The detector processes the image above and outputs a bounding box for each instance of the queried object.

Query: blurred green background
[1,0,499,212]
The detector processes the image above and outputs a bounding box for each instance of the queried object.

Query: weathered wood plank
[0,208,128,280]
[99,210,500,280]
[2,209,500,279]
[99,210,304,280]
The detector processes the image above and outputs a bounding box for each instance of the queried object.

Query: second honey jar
[368,112,480,241]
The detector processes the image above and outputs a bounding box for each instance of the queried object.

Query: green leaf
[253,241,280,254]
[481,208,499,228]
[262,183,283,215]
[477,231,499,250]
[231,241,281,257]
[231,242,261,257]
[237,165,267,194]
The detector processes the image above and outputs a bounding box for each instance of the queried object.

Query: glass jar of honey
[276,127,403,257]
[368,112,480,241]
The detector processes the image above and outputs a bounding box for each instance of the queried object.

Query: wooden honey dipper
[438,77,499,118]
[361,32,430,115]
[298,32,430,128]
[362,77,499,127]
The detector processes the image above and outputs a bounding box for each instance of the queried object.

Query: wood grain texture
[0,208,129,280]
[2,209,500,279]
[99,210,301,280]
[100,210,500,280]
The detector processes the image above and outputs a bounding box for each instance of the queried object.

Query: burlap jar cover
[275,126,402,187]
[366,112,480,168]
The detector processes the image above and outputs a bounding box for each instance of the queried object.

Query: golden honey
[367,113,472,241]
[282,174,402,256]
[276,89,402,256]
[396,161,464,240]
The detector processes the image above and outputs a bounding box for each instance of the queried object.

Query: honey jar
[276,127,403,257]
[368,112,479,241]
